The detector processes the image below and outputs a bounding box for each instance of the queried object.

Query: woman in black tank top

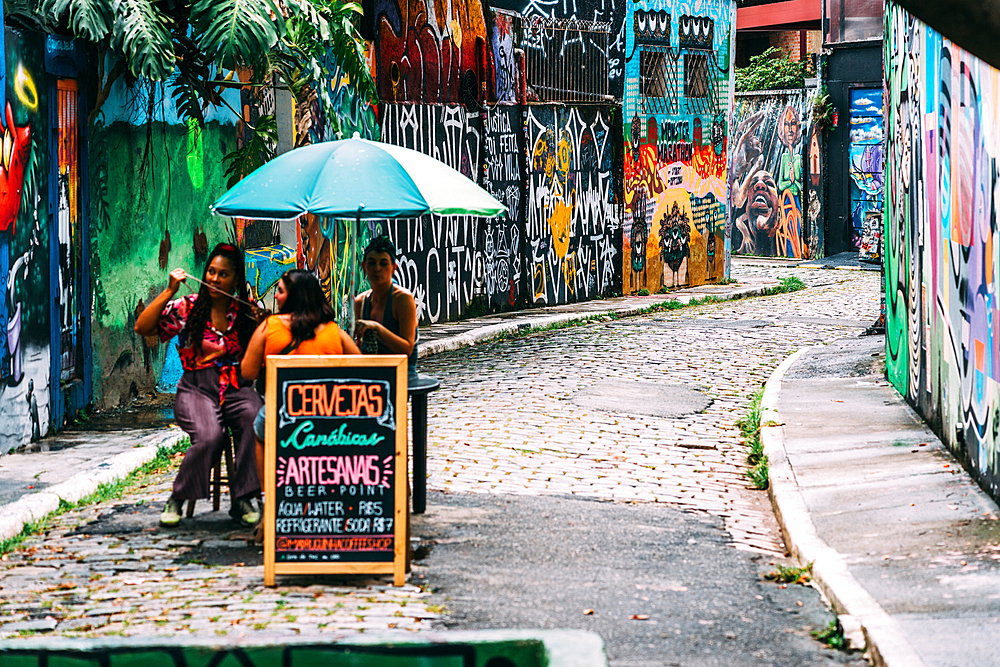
[353,236,418,375]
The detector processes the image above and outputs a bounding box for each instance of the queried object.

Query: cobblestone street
[420,266,879,555]
[0,263,880,661]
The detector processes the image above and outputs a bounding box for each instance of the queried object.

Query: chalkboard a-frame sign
[264,355,408,586]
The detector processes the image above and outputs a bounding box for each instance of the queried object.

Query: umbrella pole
[349,207,363,337]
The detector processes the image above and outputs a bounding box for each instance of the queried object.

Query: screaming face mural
[729,92,817,258]
[623,0,733,291]
[885,2,1000,502]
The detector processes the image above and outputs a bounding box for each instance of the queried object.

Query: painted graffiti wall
[491,0,627,100]
[525,105,621,305]
[885,2,1000,500]
[0,28,51,453]
[88,74,245,408]
[377,102,621,321]
[730,90,819,259]
[623,0,734,293]
[378,103,495,323]
[374,0,493,105]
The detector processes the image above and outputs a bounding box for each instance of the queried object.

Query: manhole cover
[572,381,712,417]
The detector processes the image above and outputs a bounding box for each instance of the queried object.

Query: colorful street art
[849,87,884,251]
[491,0,627,100]
[622,0,733,292]
[885,3,1000,501]
[730,91,818,259]
[525,106,621,304]
[481,106,526,310]
[375,0,493,105]
[88,76,244,408]
[378,103,487,323]
[0,27,49,453]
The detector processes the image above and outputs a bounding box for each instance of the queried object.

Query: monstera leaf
[223,114,278,188]
[329,1,376,104]
[111,0,176,80]
[39,0,114,41]
[191,0,282,70]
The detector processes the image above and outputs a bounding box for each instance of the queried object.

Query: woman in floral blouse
[135,243,263,528]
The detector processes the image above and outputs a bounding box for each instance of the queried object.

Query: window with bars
[640,49,669,98]
[518,15,612,102]
[684,52,709,98]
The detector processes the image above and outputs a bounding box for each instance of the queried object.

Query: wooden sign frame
[263,355,408,586]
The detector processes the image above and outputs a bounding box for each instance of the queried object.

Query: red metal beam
[737,0,821,30]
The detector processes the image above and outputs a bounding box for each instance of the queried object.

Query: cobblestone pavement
[419,266,880,556]
[0,469,439,639]
[0,263,879,644]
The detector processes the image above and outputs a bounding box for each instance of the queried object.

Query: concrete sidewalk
[763,336,1000,667]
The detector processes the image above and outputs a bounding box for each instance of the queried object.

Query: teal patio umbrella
[211,135,506,221]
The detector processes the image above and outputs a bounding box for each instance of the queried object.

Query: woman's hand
[354,319,380,342]
[250,304,271,323]
[167,268,187,295]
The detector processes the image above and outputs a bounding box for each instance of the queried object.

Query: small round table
[408,374,440,514]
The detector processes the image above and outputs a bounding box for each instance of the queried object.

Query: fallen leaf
[629,614,650,621]
[796,600,803,607]
[583,609,594,616]
[232,562,246,567]
[831,400,843,403]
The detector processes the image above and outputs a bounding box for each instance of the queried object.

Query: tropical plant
[735,47,815,92]
[12,0,378,182]
[812,86,835,131]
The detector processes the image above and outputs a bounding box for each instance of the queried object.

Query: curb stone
[760,346,925,667]
[0,430,187,542]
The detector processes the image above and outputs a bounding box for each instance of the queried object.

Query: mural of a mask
[631,187,648,273]
[660,201,691,272]
[631,219,648,273]
[748,169,779,234]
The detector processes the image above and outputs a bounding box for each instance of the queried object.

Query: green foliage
[735,47,815,92]
[762,276,806,296]
[39,0,113,41]
[111,0,177,80]
[812,86,835,131]
[223,114,278,188]
[765,561,813,584]
[812,620,847,650]
[191,0,280,71]
[736,387,770,489]
[36,0,379,149]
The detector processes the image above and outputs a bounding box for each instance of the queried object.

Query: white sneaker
[160,497,182,527]
[230,497,260,527]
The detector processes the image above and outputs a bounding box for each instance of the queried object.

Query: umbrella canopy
[211,136,506,220]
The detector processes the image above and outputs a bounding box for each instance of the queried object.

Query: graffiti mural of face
[748,170,779,233]
[778,105,801,149]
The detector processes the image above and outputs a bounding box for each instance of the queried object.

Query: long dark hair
[185,243,256,351]
[279,269,337,347]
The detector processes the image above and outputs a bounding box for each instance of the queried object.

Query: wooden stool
[186,432,236,517]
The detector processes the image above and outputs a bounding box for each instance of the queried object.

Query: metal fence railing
[515,13,613,103]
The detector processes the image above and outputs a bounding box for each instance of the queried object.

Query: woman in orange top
[242,269,361,490]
